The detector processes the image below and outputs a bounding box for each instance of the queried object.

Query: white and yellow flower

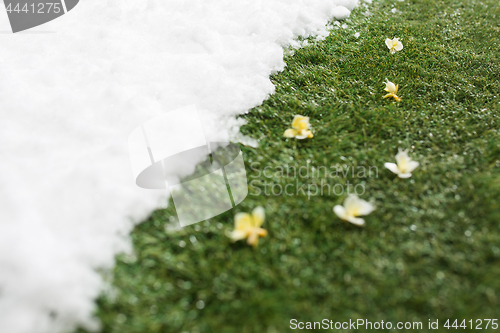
[385,37,403,54]
[228,207,267,247]
[333,194,375,226]
[384,149,420,178]
[284,115,313,140]
[383,80,401,102]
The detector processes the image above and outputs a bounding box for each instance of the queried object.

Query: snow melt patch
[0,0,358,332]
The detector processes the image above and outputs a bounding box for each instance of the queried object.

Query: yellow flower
[383,80,401,102]
[333,194,375,226]
[228,207,267,247]
[284,115,313,140]
[385,37,403,54]
[384,149,420,178]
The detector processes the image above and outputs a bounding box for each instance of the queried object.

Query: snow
[0,0,358,332]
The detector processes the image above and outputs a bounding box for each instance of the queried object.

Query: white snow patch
[332,5,352,20]
[0,0,358,332]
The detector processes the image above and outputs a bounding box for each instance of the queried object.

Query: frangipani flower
[385,37,403,54]
[284,115,313,139]
[383,80,401,102]
[228,207,267,247]
[384,149,420,178]
[333,194,375,226]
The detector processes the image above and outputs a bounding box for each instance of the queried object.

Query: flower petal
[405,161,420,173]
[256,228,268,237]
[356,200,375,216]
[234,213,252,230]
[384,162,400,174]
[247,232,259,247]
[398,173,412,179]
[385,81,397,94]
[284,129,298,138]
[395,42,403,51]
[385,38,393,49]
[346,216,365,226]
[295,131,311,140]
[295,119,309,131]
[251,206,265,227]
[333,205,347,220]
[229,230,248,241]
[292,115,308,129]
[344,194,360,212]
[395,149,410,166]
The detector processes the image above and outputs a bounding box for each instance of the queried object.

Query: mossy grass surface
[80,0,500,332]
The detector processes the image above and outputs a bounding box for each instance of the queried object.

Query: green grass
[80,0,500,332]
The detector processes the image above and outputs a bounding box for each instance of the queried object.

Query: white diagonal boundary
[60,0,68,13]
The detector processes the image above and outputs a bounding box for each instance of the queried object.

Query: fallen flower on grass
[228,207,267,247]
[385,37,403,54]
[333,194,375,226]
[384,149,420,178]
[383,80,401,102]
[284,115,313,139]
